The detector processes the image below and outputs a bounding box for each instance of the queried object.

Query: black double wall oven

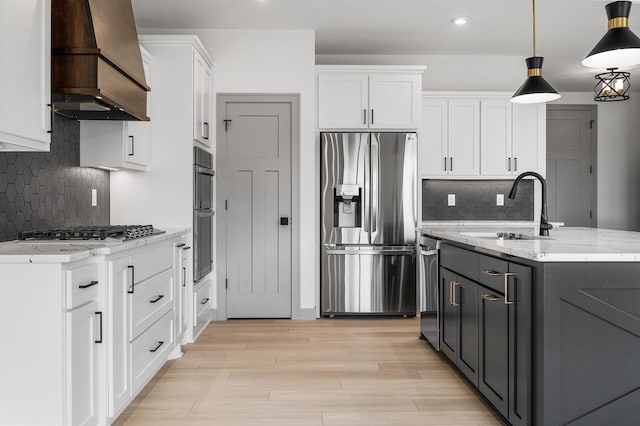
[194,147,214,283]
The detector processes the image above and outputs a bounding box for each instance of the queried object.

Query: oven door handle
[420,249,438,256]
[195,166,215,176]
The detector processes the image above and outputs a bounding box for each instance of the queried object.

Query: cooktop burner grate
[18,225,158,241]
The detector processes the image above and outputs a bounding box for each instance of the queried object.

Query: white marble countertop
[420,225,640,262]
[0,228,189,264]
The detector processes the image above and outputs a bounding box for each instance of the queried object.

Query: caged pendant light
[511,0,561,104]
[583,1,640,69]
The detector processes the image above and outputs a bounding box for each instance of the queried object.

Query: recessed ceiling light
[451,17,468,26]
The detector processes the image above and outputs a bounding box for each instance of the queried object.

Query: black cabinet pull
[149,341,164,353]
[177,243,186,248]
[79,280,99,289]
[363,109,367,125]
[280,217,289,226]
[150,295,165,304]
[94,312,103,344]
[201,298,210,305]
[514,157,518,171]
[371,109,374,125]
[182,267,187,287]
[127,265,135,294]
[508,157,512,172]
[183,246,192,251]
[203,122,210,140]
[128,135,135,156]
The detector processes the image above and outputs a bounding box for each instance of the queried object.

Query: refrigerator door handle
[363,135,371,234]
[370,133,379,237]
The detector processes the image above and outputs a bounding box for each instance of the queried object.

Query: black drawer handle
[201,298,210,305]
[149,341,164,353]
[127,265,135,294]
[79,280,99,289]
[177,243,186,248]
[183,246,192,251]
[150,295,165,304]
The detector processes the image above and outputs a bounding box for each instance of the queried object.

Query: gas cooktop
[18,225,164,241]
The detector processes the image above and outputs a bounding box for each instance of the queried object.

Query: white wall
[554,93,640,231]
[144,29,318,315]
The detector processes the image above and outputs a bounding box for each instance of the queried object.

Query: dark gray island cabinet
[438,241,640,426]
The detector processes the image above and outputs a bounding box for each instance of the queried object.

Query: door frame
[546,104,598,226]
[216,93,301,320]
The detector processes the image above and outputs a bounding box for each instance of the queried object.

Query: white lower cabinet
[131,311,174,395]
[66,301,101,426]
[194,279,212,329]
[174,239,192,344]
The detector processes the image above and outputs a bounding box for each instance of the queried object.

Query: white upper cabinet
[80,46,152,171]
[420,93,546,178]
[193,50,213,145]
[420,98,480,177]
[480,100,512,176]
[0,0,51,151]
[512,104,546,176]
[317,66,426,130]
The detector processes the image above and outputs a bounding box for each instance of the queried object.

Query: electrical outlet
[447,194,456,206]
[497,194,505,206]
[91,189,97,207]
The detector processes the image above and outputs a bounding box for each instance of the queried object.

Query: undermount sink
[460,232,552,241]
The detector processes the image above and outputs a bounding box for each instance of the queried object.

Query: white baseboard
[299,307,317,320]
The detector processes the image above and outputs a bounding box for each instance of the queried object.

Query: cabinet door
[0,0,51,151]
[508,263,532,426]
[107,257,131,418]
[512,104,546,175]
[456,279,479,386]
[440,268,458,363]
[193,50,212,144]
[203,63,213,144]
[318,74,369,129]
[66,301,101,426]
[369,73,421,129]
[478,287,509,417]
[126,49,152,168]
[480,100,512,176]
[448,100,480,176]
[420,99,449,176]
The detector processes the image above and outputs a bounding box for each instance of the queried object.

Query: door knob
[280,217,289,226]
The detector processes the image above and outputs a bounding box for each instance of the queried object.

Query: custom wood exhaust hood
[52,0,150,121]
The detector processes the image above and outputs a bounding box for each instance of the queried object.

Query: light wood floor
[114,318,502,426]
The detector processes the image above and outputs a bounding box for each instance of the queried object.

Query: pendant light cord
[532,0,537,56]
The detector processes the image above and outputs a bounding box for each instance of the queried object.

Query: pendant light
[583,1,640,69]
[511,0,561,104]
[594,67,631,101]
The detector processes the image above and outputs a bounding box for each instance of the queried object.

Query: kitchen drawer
[64,262,101,309]
[131,310,173,395]
[478,254,509,294]
[440,244,478,281]
[130,242,173,284]
[130,268,173,339]
[194,280,212,324]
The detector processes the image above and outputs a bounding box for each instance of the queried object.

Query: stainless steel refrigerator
[321,132,417,316]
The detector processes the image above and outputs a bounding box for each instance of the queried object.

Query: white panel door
[546,109,594,227]
[480,100,512,176]
[369,73,421,129]
[420,99,449,176]
[448,100,480,176]
[107,257,131,418]
[318,74,369,129]
[66,302,100,426]
[0,0,51,151]
[225,101,292,318]
[513,104,546,175]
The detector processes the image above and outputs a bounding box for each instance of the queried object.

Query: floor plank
[113,317,501,426]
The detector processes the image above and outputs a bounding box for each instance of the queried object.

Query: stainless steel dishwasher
[419,236,440,350]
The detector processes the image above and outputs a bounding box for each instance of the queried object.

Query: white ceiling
[132,0,640,91]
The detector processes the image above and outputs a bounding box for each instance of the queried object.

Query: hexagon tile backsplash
[0,115,110,242]
[422,179,534,221]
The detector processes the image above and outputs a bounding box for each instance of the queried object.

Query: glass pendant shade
[512,57,561,104]
[583,1,640,68]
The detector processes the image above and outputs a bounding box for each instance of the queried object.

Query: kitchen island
[420,225,640,426]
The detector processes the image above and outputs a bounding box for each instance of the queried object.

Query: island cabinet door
[456,278,479,386]
[478,287,509,418]
[508,263,532,426]
[440,267,458,363]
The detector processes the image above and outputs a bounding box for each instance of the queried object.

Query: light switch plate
[91,189,97,207]
[448,194,456,206]
[497,194,505,206]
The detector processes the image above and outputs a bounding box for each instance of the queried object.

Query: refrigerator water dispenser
[334,184,361,228]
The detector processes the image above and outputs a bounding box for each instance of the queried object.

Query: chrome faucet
[508,171,553,236]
